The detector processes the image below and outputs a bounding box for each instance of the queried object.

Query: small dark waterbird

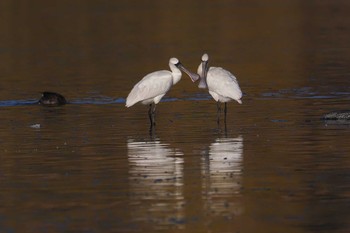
[197,54,242,125]
[38,91,67,106]
[125,58,199,128]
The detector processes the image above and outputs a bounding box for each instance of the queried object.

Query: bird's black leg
[148,104,156,127]
[224,102,228,133]
[224,102,227,124]
[148,104,153,126]
[151,104,157,126]
[216,102,221,125]
[148,103,157,133]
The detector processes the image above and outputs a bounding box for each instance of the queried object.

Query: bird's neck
[170,64,182,85]
[197,64,208,89]
[198,76,208,88]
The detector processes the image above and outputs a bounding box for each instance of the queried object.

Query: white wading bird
[126,57,199,127]
[197,54,242,124]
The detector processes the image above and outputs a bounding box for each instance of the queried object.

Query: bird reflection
[127,138,184,227]
[201,136,244,216]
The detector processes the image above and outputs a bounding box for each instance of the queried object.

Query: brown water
[1,0,350,232]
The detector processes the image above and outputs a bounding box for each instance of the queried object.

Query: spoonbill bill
[126,57,199,127]
[197,53,242,124]
[39,91,67,106]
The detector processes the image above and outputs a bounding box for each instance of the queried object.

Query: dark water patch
[261,87,350,100]
[0,92,238,108]
[330,91,350,96]
[294,95,337,99]
[270,119,288,123]
[160,97,180,102]
[0,97,125,107]
[0,99,37,107]
[0,95,214,107]
[69,96,124,105]
[323,120,350,126]
[183,93,212,101]
[186,96,212,101]
[162,93,212,102]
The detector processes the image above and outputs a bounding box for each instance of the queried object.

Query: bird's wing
[126,70,173,107]
[207,67,242,100]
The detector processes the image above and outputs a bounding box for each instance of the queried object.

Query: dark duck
[38,92,67,106]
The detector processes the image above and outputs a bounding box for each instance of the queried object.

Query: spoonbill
[126,57,199,127]
[39,91,67,106]
[197,53,242,124]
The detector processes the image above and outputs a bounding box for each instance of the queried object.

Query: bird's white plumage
[197,57,242,104]
[125,70,174,107]
[206,67,242,103]
[125,58,182,108]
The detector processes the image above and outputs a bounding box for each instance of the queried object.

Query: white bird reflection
[127,138,184,228]
[201,136,244,216]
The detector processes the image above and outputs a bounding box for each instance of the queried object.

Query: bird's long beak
[177,63,200,82]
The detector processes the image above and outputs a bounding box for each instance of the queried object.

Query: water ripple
[0,97,125,107]
[261,87,350,100]
[0,95,213,107]
[0,99,37,107]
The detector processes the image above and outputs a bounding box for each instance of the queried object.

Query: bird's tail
[125,98,134,107]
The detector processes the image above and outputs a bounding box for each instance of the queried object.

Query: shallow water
[1,0,350,233]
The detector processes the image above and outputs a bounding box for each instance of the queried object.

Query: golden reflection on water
[201,136,243,216]
[127,138,185,229]
[126,136,244,229]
